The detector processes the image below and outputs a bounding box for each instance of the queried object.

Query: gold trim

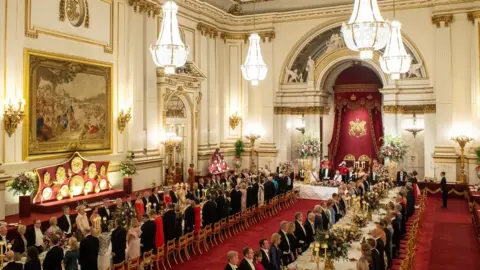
[22,49,114,161]
[467,11,480,23]
[383,104,436,114]
[196,22,218,39]
[220,30,275,43]
[128,0,160,17]
[422,187,467,196]
[432,14,454,28]
[25,0,114,53]
[274,106,330,115]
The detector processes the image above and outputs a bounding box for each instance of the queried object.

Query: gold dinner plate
[69,175,85,196]
[44,172,51,185]
[87,163,97,179]
[60,185,69,197]
[71,157,83,173]
[84,181,93,193]
[99,179,107,190]
[56,167,66,184]
[42,187,52,200]
[100,165,106,176]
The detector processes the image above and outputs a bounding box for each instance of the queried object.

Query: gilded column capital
[383,104,436,114]
[274,106,330,115]
[128,0,161,17]
[467,11,480,24]
[196,23,218,39]
[220,30,275,43]
[432,14,454,28]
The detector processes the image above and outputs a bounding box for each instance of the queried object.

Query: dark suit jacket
[141,220,156,253]
[230,189,241,214]
[238,259,255,270]
[260,249,272,270]
[26,227,43,247]
[98,206,112,221]
[264,181,275,202]
[170,190,179,204]
[371,248,383,270]
[304,220,315,244]
[215,196,226,221]
[11,233,26,254]
[224,264,235,270]
[376,238,386,270]
[149,194,161,210]
[269,245,282,270]
[111,227,127,263]
[294,220,307,247]
[396,171,408,185]
[23,259,41,270]
[57,214,75,234]
[343,171,355,182]
[202,200,217,227]
[79,235,100,268]
[246,186,256,208]
[441,177,447,192]
[278,230,291,255]
[184,205,195,234]
[42,245,64,270]
[320,168,333,179]
[163,210,176,242]
[406,190,415,217]
[142,197,149,212]
[314,215,323,232]
[383,227,392,267]
[2,262,23,270]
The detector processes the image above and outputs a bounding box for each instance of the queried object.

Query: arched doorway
[327,64,384,170]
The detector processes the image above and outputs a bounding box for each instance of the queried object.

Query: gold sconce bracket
[3,98,25,137]
[118,107,132,133]
[229,112,242,130]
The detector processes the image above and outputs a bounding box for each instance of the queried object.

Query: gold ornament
[71,157,83,173]
[349,118,367,138]
[56,167,67,184]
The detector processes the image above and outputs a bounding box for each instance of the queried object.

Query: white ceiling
[200,0,356,15]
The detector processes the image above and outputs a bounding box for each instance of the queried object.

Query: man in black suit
[58,206,75,237]
[320,165,333,180]
[367,238,383,270]
[264,179,275,202]
[246,183,256,208]
[123,195,135,210]
[312,206,323,232]
[294,212,308,252]
[332,193,344,221]
[369,168,378,185]
[3,251,22,270]
[111,219,127,264]
[26,219,44,252]
[42,236,64,270]
[150,187,161,210]
[202,195,217,227]
[372,230,386,270]
[98,199,112,221]
[79,228,100,269]
[184,200,195,234]
[224,250,239,270]
[259,238,272,270]
[278,222,292,265]
[396,168,408,186]
[441,171,448,208]
[380,219,393,268]
[140,214,156,254]
[304,212,316,245]
[163,203,176,242]
[343,167,355,182]
[238,246,255,270]
[170,185,179,204]
[230,186,241,214]
[142,191,150,212]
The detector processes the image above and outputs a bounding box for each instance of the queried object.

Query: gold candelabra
[117,107,132,133]
[3,97,25,137]
[245,133,261,173]
[451,135,473,184]
[162,132,182,186]
[229,112,242,130]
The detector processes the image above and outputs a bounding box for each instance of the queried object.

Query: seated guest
[23,246,41,270]
[98,200,112,222]
[12,225,27,261]
[3,251,22,270]
[254,251,265,270]
[184,199,195,235]
[396,168,407,186]
[304,213,316,245]
[366,238,384,270]
[269,233,283,270]
[224,251,239,270]
[163,203,176,242]
[26,219,44,253]
[294,212,307,252]
[320,164,332,180]
[64,237,79,270]
[259,238,272,270]
[140,214,156,254]
[79,229,100,269]
[239,246,255,270]
[344,167,355,183]
[58,206,75,237]
[42,235,64,270]
[333,170,343,183]
[278,221,292,265]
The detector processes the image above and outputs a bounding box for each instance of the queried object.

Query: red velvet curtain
[328,85,384,168]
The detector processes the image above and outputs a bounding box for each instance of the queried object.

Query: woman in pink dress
[127,218,141,259]
[135,193,145,219]
[240,182,247,212]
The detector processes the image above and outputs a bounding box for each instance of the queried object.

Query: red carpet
[415,197,480,270]
[170,199,320,270]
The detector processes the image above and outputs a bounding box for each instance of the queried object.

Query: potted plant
[120,157,137,194]
[8,172,37,218]
[233,140,244,170]
[475,148,480,180]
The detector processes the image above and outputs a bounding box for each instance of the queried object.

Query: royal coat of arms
[349,118,367,138]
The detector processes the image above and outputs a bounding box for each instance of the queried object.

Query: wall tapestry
[24,49,112,160]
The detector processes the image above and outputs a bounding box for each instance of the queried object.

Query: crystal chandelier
[149,0,189,74]
[241,1,268,86]
[379,0,411,80]
[341,0,391,59]
[402,113,424,138]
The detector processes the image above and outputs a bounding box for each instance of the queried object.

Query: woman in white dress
[257,179,265,207]
[127,218,141,260]
[97,224,112,270]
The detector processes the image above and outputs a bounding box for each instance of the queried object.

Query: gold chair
[127,257,140,270]
[212,222,222,245]
[155,245,166,270]
[142,250,155,270]
[227,215,235,237]
[110,261,126,270]
[165,239,177,267]
[175,235,189,263]
[193,228,207,255]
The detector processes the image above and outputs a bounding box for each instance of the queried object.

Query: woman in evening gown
[135,193,145,219]
[154,213,165,249]
[127,218,141,259]
[240,182,247,212]
[97,224,112,270]
[194,200,202,233]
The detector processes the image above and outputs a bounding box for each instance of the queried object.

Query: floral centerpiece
[379,134,409,162]
[364,191,381,211]
[330,225,360,244]
[8,172,37,196]
[375,165,391,182]
[312,180,342,187]
[353,213,369,228]
[297,135,321,159]
[314,230,350,264]
[120,157,137,177]
[278,161,293,175]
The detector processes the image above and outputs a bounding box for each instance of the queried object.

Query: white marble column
[423,113,436,177]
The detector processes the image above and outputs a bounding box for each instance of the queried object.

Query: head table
[289,188,400,270]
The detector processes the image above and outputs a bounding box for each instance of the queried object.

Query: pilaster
[0,174,9,220]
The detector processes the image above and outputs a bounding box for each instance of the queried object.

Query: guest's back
[23,259,41,270]
[64,248,79,270]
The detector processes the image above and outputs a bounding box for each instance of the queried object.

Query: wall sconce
[117,107,132,133]
[229,112,242,130]
[4,97,25,137]
[403,113,424,138]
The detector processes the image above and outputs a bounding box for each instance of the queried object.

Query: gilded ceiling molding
[128,0,161,17]
[467,11,480,23]
[432,14,454,28]
[233,0,273,4]
[383,104,436,114]
[220,30,275,43]
[196,22,218,39]
[274,106,330,115]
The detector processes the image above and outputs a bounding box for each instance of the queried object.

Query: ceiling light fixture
[150,0,189,74]
[341,0,391,60]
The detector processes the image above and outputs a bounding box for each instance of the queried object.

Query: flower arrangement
[312,180,341,187]
[363,191,381,211]
[330,225,359,244]
[297,135,321,159]
[8,172,37,196]
[279,161,293,175]
[353,213,369,228]
[379,134,409,162]
[375,165,391,182]
[120,157,137,177]
[314,230,350,262]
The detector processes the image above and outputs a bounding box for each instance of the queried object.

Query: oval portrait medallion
[87,163,97,179]
[56,167,67,184]
[71,157,83,174]
[44,172,51,185]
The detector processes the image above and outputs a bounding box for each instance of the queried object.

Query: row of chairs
[391,189,427,270]
[472,202,480,241]
[108,189,299,270]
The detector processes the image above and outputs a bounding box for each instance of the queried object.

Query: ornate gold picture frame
[23,49,113,160]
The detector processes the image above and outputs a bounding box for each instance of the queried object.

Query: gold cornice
[196,22,218,38]
[220,30,275,43]
[432,14,454,28]
[383,104,436,114]
[274,106,330,115]
[128,0,161,17]
[467,11,480,23]
[233,0,273,4]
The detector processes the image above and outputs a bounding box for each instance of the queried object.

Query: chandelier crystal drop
[379,20,411,80]
[149,0,189,74]
[341,0,391,59]
[241,33,268,86]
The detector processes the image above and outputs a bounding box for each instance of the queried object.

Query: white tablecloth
[296,183,338,200]
[290,188,400,270]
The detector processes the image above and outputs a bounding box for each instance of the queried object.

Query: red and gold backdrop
[33,152,112,203]
[327,66,384,168]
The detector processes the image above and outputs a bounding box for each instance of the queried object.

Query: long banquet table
[290,188,400,270]
[296,183,339,200]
